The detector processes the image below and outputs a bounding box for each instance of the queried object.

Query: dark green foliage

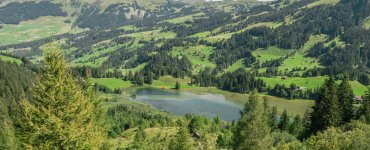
[359,87,370,124]
[169,126,194,150]
[234,90,272,149]
[268,83,319,100]
[216,129,233,149]
[310,78,342,134]
[107,104,172,138]
[338,75,355,122]
[133,126,146,149]
[0,2,66,24]
[289,115,303,138]
[0,60,34,149]
[175,81,181,90]
[278,109,290,131]
[193,68,266,93]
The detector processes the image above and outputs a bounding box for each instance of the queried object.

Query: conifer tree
[169,126,194,150]
[269,106,278,131]
[133,126,146,149]
[175,81,181,90]
[18,46,105,149]
[360,87,370,124]
[278,109,290,131]
[338,75,354,122]
[289,115,303,138]
[234,90,272,150]
[310,78,341,134]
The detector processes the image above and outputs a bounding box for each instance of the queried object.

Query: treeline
[0,2,67,24]
[107,104,173,138]
[193,68,266,93]
[0,60,34,149]
[210,0,370,74]
[268,83,319,100]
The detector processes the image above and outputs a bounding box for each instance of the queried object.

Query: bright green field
[92,78,133,89]
[0,55,22,64]
[279,53,322,73]
[305,0,340,8]
[72,44,123,67]
[0,16,83,46]
[170,45,216,73]
[150,76,194,89]
[164,13,205,24]
[364,18,370,29]
[253,46,292,62]
[261,76,368,96]
[222,59,246,73]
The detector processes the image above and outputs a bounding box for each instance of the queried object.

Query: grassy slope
[170,45,216,73]
[92,78,133,89]
[0,55,22,64]
[261,76,368,96]
[0,16,83,46]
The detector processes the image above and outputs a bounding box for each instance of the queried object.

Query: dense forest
[0,2,66,24]
[1,0,370,149]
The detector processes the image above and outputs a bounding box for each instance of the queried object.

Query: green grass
[120,25,138,31]
[253,46,292,62]
[0,16,83,46]
[222,59,246,73]
[72,44,123,67]
[164,13,205,24]
[121,63,147,74]
[170,45,216,73]
[364,18,370,29]
[260,76,368,96]
[279,54,322,74]
[300,34,328,53]
[0,55,22,64]
[324,37,347,48]
[189,31,211,38]
[305,0,340,8]
[150,76,194,89]
[261,76,327,89]
[92,78,133,89]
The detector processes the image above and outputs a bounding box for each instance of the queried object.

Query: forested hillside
[1,0,370,149]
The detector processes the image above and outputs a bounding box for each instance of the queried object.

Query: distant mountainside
[0,0,369,92]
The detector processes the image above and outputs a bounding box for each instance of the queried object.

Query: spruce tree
[18,46,105,149]
[360,87,370,124]
[234,90,272,150]
[133,126,146,149]
[175,81,181,90]
[338,75,354,122]
[310,78,341,134]
[289,115,303,138]
[269,106,278,131]
[169,126,193,150]
[278,109,290,131]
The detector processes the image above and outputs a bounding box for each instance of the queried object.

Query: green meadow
[170,45,216,73]
[0,55,22,64]
[0,16,83,46]
[92,78,133,89]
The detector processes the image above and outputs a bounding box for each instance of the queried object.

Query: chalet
[354,96,364,103]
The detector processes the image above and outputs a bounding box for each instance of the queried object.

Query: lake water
[132,88,243,121]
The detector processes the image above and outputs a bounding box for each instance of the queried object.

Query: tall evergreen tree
[169,126,194,150]
[360,87,370,124]
[18,46,105,149]
[338,75,354,122]
[269,106,278,131]
[234,90,272,150]
[133,126,146,149]
[175,81,181,90]
[310,78,341,134]
[289,115,303,138]
[278,109,290,131]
